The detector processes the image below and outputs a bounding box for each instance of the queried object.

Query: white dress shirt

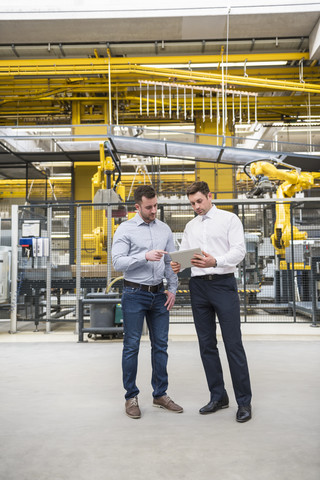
[179,205,246,276]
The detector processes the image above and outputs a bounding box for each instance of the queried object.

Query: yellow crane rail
[0,54,318,95]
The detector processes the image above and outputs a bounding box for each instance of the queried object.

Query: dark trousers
[189,275,252,406]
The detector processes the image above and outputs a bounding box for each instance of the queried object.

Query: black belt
[123,280,164,293]
[194,273,234,280]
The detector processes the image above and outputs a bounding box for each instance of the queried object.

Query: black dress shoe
[199,393,229,415]
[236,405,252,423]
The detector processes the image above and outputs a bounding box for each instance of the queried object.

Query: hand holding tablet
[169,247,203,270]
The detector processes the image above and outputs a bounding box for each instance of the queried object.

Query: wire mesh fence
[3,198,320,333]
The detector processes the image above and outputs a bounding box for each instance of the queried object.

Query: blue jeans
[121,286,169,400]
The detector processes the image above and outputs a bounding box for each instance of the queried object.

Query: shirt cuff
[167,288,177,295]
[138,251,149,263]
[215,256,225,267]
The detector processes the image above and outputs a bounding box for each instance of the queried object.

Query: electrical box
[19,237,33,257]
[19,237,49,258]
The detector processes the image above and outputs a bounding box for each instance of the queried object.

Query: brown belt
[123,280,164,293]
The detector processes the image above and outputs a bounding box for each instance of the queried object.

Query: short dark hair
[186,181,210,197]
[134,185,157,204]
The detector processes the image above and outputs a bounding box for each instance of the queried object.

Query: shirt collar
[199,204,215,221]
[206,205,216,218]
[134,212,156,226]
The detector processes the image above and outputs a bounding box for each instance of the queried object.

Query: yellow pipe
[0,61,319,94]
[127,65,320,94]
[106,276,123,293]
[2,92,320,109]
[0,52,308,68]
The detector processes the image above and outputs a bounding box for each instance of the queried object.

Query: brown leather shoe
[125,396,141,419]
[153,395,183,413]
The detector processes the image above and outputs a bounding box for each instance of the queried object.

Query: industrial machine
[245,159,320,259]
[82,143,126,264]
[13,143,128,332]
[244,159,320,318]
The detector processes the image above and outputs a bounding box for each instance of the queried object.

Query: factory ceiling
[1,5,320,126]
[0,4,320,179]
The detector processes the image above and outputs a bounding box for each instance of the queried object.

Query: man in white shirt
[171,181,252,422]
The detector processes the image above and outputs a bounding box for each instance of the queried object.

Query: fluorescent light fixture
[171,214,195,218]
[281,128,320,132]
[121,170,194,175]
[145,131,194,135]
[49,175,72,179]
[146,125,195,131]
[51,233,70,238]
[272,122,320,127]
[142,61,287,69]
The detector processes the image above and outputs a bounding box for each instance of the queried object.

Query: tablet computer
[169,247,202,269]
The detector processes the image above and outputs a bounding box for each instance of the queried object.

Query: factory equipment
[78,292,124,341]
[245,159,320,259]
[19,219,49,261]
[284,240,320,323]
[82,143,126,264]
[243,233,262,285]
[244,159,320,318]
[10,143,128,332]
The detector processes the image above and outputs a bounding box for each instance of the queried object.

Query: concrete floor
[0,325,320,480]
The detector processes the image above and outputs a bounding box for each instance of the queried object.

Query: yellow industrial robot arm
[246,160,320,257]
[83,143,126,264]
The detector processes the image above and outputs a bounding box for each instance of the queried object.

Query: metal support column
[75,205,82,334]
[46,206,52,333]
[10,205,18,334]
[310,256,320,327]
[241,204,247,322]
[290,203,297,321]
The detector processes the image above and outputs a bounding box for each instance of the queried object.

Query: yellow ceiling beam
[1,67,319,89]
[2,95,319,106]
[1,93,320,106]
[0,63,318,94]
[2,100,319,117]
[0,52,308,69]
[126,65,320,94]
